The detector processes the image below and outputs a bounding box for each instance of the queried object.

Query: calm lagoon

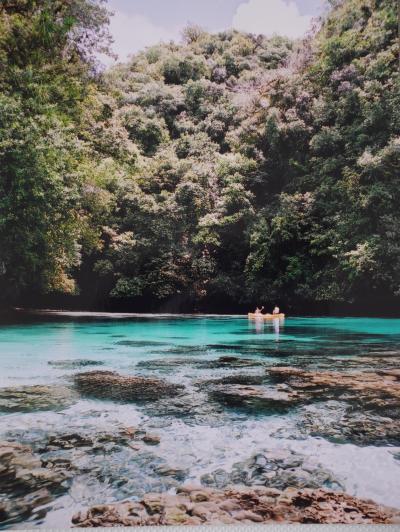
[1,314,400,527]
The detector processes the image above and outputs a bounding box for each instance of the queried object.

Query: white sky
[102,0,325,65]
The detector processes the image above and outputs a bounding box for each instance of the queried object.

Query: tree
[0,0,111,300]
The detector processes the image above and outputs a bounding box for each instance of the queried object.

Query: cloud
[102,11,181,65]
[232,0,312,39]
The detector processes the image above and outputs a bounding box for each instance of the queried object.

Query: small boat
[248,313,285,319]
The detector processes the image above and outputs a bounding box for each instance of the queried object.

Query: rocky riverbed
[2,433,399,527]
[72,485,400,526]
[0,315,400,527]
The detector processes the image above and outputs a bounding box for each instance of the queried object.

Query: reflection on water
[272,317,283,340]
[252,316,264,334]
[249,316,283,341]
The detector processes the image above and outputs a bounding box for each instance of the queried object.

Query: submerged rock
[0,441,68,492]
[72,485,400,525]
[208,383,300,412]
[159,345,210,356]
[208,356,264,368]
[48,359,105,369]
[39,426,160,456]
[142,434,161,446]
[320,355,400,372]
[115,340,171,347]
[0,427,186,523]
[73,371,184,402]
[391,451,400,461]
[274,401,400,446]
[37,427,186,503]
[0,385,77,413]
[268,366,400,413]
[0,488,53,526]
[201,449,342,491]
[262,367,400,444]
[377,368,400,379]
[136,358,195,370]
[154,465,187,481]
[0,441,69,525]
[142,389,225,423]
[137,356,263,371]
[308,411,400,446]
[198,374,266,391]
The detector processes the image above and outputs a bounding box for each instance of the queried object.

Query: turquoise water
[1,313,400,527]
[2,314,400,385]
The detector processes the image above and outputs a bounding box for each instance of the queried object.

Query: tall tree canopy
[1,0,399,311]
[0,0,111,297]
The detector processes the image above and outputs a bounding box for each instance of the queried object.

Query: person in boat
[254,306,264,314]
[272,305,280,315]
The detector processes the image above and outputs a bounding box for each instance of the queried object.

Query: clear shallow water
[1,313,400,527]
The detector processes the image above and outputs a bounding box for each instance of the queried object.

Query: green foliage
[1,0,399,309]
[161,53,208,85]
[0,0,111,298]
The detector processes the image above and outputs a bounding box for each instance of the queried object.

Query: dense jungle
[0,0,399,313]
